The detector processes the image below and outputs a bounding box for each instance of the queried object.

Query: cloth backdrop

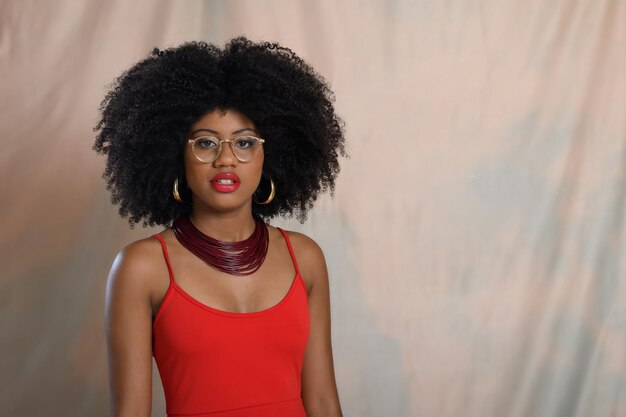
[1,1,624,416]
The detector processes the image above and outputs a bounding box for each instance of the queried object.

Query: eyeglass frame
[186,135,266,163]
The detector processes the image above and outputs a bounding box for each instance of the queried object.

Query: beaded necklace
[172,216,269,276]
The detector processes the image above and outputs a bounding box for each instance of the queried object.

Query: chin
[200,194,253,213]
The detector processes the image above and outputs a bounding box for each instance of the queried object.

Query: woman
[95,38,346,417]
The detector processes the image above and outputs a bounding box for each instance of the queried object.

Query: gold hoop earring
[173,178,184,203]
[254,177,275,205]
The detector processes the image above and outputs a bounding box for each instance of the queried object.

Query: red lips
[210,172,241,193]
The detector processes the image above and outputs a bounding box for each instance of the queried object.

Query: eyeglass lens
[192,136,262,163]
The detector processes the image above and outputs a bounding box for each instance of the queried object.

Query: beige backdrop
[1,1,625,416]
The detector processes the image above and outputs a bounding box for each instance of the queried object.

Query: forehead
[189,109,257,136]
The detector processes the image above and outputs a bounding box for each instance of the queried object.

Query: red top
[151,228,310,417]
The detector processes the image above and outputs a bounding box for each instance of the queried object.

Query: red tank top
[151,228,310,417]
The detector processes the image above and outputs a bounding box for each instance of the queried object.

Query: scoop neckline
[171,271,302,318]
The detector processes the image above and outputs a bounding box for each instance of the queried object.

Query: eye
[196,137,218,148]
[234,137,256,149]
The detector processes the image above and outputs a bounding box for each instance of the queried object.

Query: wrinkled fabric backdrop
[1,1,624,416]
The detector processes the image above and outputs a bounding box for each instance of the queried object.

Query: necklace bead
[172,216,269,276]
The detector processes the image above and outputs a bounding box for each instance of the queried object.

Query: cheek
[183,153,208,190]
[252,154,265,183]
[183,147,194,172]
[183,152,194,180]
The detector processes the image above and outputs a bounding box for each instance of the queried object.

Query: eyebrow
[189,128,259,136]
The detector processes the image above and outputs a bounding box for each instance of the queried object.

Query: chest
[153,284,310,357]
[152,234,310,315]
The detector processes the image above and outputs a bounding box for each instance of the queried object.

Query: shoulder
[106,234,168,298]
[112,235,164,275]
[279,229,328,292]
[281,230,325,262]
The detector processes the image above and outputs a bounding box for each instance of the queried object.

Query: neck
[188,204,257,242]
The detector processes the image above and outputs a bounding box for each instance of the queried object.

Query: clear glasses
[187,135,265,163]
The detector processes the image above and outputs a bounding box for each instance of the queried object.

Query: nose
[213,141,237,167]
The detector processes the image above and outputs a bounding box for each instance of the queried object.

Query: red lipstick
[210,172,241,193]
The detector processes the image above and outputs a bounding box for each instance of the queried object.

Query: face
[184,109,264,215]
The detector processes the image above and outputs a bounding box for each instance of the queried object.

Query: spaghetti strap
[152,233,176,285]
[277,228,301,277]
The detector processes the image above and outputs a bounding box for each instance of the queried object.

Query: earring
[254,177,276,205]
[173,178,184,203]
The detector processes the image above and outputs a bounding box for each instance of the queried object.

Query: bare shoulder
[282,230,325,261]
[280,229,328,292]
[106,234,168,302]
[111,236,164,279]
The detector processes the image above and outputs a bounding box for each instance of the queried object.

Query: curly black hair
[93,37,346,228]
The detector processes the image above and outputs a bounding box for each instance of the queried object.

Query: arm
[294,234,343,417]
[104,241,156,417]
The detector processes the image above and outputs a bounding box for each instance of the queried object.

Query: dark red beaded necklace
[172,216,269,276]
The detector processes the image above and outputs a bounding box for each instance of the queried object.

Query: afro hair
[93,37,346,228]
